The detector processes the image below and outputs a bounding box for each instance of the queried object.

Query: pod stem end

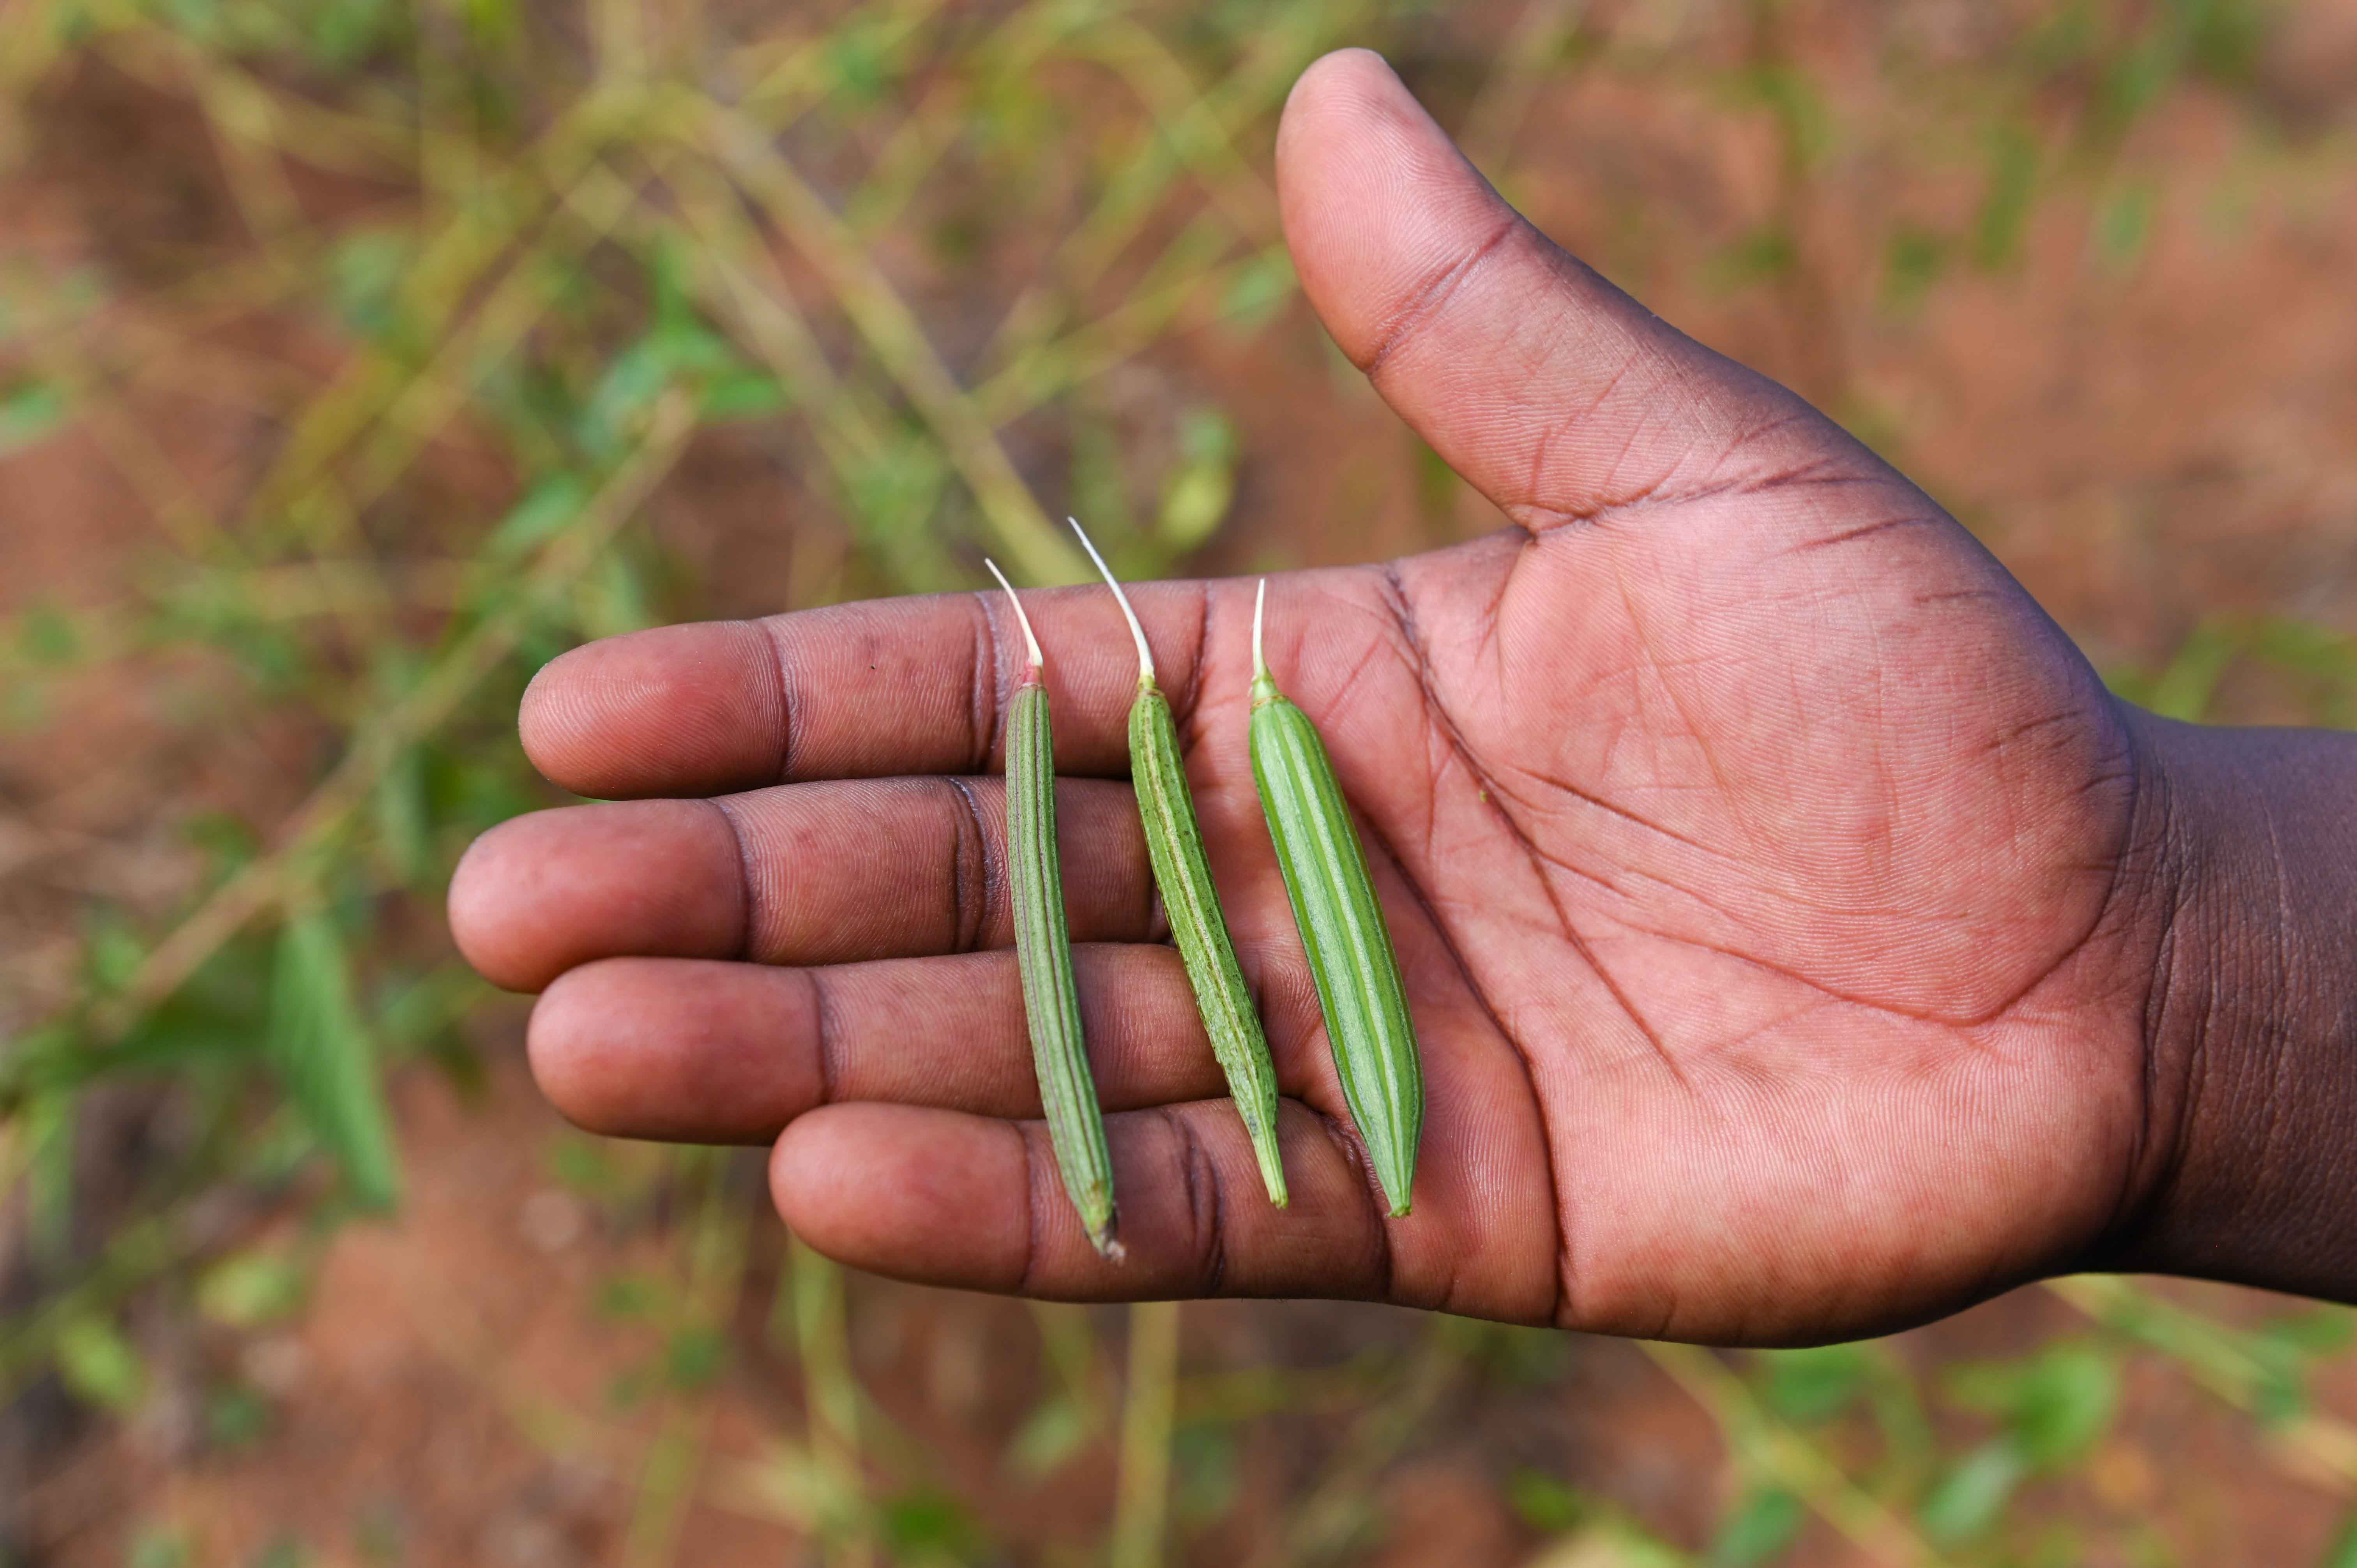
[1067,517,1156,689]
[1251,578,1269,683]
[984,557,1044,671]
[1249,578,1282,705]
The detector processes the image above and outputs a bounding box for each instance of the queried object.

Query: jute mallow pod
[1246,581,1422,1216]
[986,560,1121,1257]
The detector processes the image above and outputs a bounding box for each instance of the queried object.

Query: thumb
[1276,49,1839,530]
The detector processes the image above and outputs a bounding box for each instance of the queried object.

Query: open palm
[450,52,2167,1344]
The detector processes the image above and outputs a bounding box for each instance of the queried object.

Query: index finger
[521,580,1232,800]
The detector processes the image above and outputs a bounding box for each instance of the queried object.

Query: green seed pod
[1069,519,1288,1206]
[1246,581,1422,1217]
[987,560,1122,1259]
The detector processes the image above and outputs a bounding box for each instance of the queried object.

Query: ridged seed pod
[988,560,1122,1258]
[1246,581,1422,1216]
[1070,519,1287,1206]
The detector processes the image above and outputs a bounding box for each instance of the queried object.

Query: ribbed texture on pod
[1248,678,1422,1217]
[1129,687,1288,1205]
[1006,677,1122,1256]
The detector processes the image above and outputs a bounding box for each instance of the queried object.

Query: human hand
[449,52,2333,1343]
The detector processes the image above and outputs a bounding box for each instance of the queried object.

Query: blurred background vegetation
[2,0,2356,1563]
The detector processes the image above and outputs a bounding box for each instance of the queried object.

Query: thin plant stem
[698,101,1087,585]
[1110,1300,1183,1568]
[85,392,697,1043]
[792,1234,876,1568]
[1641,1341,1955,1568]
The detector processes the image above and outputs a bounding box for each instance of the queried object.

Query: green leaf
[2146,620,2240,720]
[1157,407,1238,551]
[16,600,81,665]
[2185,0,2271,83]
[25,1088,75,1261]
[2320,1501,2357,1568]
[1008,1393,1088,1476]
[267,910,401,1211]
[1220,250,1296,330]
[576,548,655,640]
[1067,406,1135,542]
[700,369,792,420]
[1713,227,1797,289]
[880,1486,989,1562]
[244,1533,307,1568]
[1739,64,1834,166]
[207,1384,274,1447]
[1507,1469,1587,1534]
[1972,122,2040,274]
[1952,1342,2119,1467]
[197,1252,308,1327]
[0,380,67,456]
[128,1525,194,1568]
[1172,1425,1240,1525]
[1881,226,1947,314]
[1710,1483,1803,1566]
[372,742,431,885]
[55,1312,145,1411]
[1919,1437,2027,1543]
[486,473,590,561]
[2266,1307,2356,1357]
[665,1325,726,1390]
[326,230,415,342]
[1755,1343,1870,1425]
[2096,180,2157,276]
[826,20,894,102]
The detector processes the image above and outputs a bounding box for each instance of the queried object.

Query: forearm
[2102,713,2357,1300]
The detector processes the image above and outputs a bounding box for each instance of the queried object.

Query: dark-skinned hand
[451,50,2357,1344]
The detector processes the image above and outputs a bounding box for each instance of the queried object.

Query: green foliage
[665,1324,728,1390]
[266,910,400,1212]
[1157,406,1239,552]
[54,1312,145,1410]
[327,231,417,343]
[2323,1503,2357,1568]
[1949,1342,2120,1468]
[1973,122,2042,273]
[1508,1469,1587,1534]
[2096,178,2159,273]
[1754,1343,1871,1425]
[1009,1391,1092,1476]
[1881,226,1947,314]
[197,1252,309,1328]
[127,1526,195,1568]
[243,1535,309,1568]
[1920,1342,2121,1543]
[1921,1438,2031,1544]
[2112,616,2357,729]
[1171,1424,1240,1524]
[0,380,66,455]
[880,1487,990,1564]
[1221,249,1297,328]
[1709,1483,1803,1566]
[206,1384,274,1447]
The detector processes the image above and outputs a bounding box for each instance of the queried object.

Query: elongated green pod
[1246,581,1422,1216]
[987,560,1122,1258]
[1070,519,1288,1206]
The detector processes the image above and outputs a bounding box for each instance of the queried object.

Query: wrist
[2094,708,2357,1298]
